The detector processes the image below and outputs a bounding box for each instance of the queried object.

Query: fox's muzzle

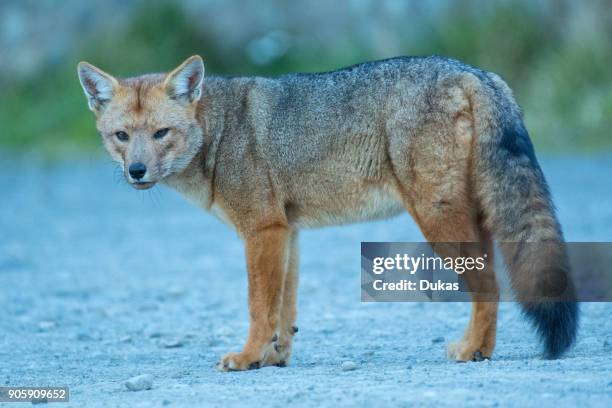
[128,162,147,180]
[125,162,156,189]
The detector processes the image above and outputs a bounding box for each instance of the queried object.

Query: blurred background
[0,0,610,155]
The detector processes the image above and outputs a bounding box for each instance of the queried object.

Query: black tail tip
[523,301,579,359]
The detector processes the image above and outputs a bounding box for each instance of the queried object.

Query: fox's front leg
[218,223,290,371]
[263,230,299,367]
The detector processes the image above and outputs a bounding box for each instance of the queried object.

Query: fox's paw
[217,328,298,371]
[217,352,262,371]
[446,341,491,362]
[262,334,293,367]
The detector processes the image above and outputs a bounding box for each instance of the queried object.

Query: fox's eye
[153,128,170,140]
[115,131,129,142]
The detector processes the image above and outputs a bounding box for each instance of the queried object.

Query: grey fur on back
[196,56,498,227]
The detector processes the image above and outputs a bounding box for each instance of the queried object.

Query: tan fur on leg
[264,230,299,367]
[218,222,290,371]
[420,230,499,361]
[447,237,499,360]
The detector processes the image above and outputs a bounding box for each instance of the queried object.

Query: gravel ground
[0,155,611,407]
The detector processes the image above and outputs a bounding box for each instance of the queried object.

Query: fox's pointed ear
[77,62,119,112]
[164,55,205,103]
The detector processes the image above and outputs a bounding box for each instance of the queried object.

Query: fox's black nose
[128,162,147,180]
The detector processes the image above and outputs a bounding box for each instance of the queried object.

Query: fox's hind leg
[441,236,499,361]
[263,230,299,367]
[412,210,499,361]
[388,74,499,360]
[400,155,499,361]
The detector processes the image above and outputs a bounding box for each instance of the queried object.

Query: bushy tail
[471,74,578,358]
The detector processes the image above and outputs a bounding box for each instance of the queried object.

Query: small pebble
[38,321,56,331]
[161,338,185,348]
[125,374,153,391]
[146,330,163,339]
[341,361,358,371]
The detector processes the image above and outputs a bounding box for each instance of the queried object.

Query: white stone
[125,374,153,391]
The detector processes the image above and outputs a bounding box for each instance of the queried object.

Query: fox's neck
[162,143,215,211]
[164,76,249,210]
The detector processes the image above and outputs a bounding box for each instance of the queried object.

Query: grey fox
[78,55,578,371]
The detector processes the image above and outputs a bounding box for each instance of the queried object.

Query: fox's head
[77,56,205,189]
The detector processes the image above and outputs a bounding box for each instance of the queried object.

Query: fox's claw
[263,328,297,367]
[263,340,291,367]
[217,352,261,371]
[472,351,485,362]
[248,361,261,370]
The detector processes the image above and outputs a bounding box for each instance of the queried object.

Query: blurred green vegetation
[1,1,610,156]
